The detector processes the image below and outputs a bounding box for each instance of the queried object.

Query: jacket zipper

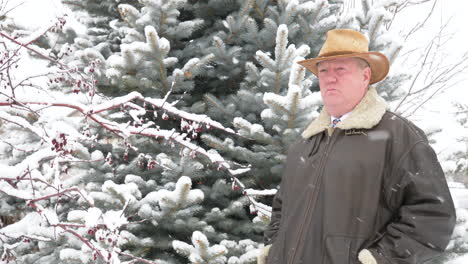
[287,129,337,264]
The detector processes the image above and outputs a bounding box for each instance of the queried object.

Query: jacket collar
[301,86,387,139]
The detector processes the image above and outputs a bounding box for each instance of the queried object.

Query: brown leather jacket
[264,87,456,264]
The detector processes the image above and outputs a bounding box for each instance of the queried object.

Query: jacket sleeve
[367,141,456,264]
[263,138,305,245]
[263,184,283,245]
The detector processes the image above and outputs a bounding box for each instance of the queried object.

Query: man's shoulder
[379,111,428,142]
[288,137,313,149]
[285,135,322,155]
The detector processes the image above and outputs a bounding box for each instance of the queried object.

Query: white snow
[103,210,128,231]
[85,207,102,228]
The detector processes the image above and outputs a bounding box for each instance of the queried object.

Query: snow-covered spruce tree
[0,0,413,263]
[0,25,240,263]
[428,103,468,264]
[447,103,468,185]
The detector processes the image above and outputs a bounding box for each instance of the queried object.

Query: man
[258,29,456,264]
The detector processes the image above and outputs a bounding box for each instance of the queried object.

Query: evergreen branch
[250,200,272,217]
[117,250,165,264]
[274,72,281,94]
[368,12,384,44]
[60,227,106,261]
[386,44,402,66]
[253,2,265,19]
[243,188,277,196]
[361,0,370,16]
[0,111,50,143]
[225,0,254,43]
[29,187,93,206]
[203,93,228,114]
[255,51,275,70]
[287,92,299,129]
[159,59,169,91]
[0,232,52,242]
[60,1,84,8]
[275,25,288,70]
[240,0,255,18]
[266,100,291,116]
[160,10,166,35]
[0,138,34,154]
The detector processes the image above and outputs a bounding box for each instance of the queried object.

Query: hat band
[318,50,367,58]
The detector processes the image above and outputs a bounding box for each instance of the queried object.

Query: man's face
[317,57,371,117]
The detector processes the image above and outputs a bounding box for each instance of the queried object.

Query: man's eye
[319,69,327,73]
[337,67,345,71]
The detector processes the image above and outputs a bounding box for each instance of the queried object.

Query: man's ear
[363,67,371,84]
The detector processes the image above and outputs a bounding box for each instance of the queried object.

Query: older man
[258,29,456,264]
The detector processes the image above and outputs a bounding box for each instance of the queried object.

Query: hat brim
[297,52,390,84]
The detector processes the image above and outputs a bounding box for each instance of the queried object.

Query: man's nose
[322,72,337,83]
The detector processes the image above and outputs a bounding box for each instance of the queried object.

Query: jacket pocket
[324,235,365,264]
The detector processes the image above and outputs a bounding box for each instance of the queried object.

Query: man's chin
[323,98,344,108]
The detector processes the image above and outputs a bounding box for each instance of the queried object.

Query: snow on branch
[0,13,273,264]
[172,230,228,263]
[243,188,277,196]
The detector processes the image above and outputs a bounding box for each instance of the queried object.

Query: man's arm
[258,186,282,263]
[362,141,456,264]
[264,185,283,245]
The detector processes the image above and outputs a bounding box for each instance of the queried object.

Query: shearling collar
[301,86,387,139]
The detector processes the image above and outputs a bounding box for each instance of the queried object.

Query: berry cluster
[136,153,158,170]
[51,133,70,155]
[1,250,15,263]
[51,16,67,33]
[105,153,114,165]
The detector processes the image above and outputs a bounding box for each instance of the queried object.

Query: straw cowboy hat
[297,29,390,84]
